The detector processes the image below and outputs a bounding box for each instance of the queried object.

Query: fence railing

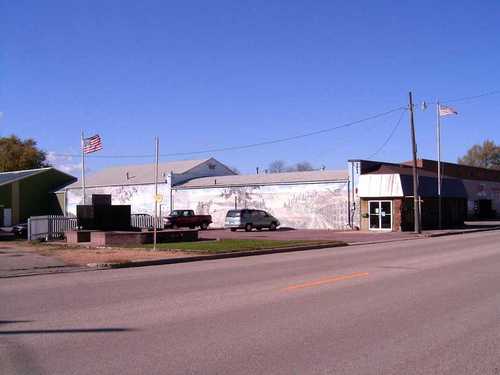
[28,215,163,240]
[28,215,78,241]
[130,214,163,229]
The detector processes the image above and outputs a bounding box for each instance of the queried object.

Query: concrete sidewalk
[200,221,500,244]
[0,243,87,278]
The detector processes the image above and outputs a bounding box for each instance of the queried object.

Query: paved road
[2,231,500,375]
[0,244,67,278]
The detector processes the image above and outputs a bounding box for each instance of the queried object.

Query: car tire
[245,223,252,232]
[269,222,277,231]
[200,222,209,230]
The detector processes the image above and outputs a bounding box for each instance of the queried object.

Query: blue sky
[1,0,499,175]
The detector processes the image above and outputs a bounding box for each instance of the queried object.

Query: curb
[0,266,95,279]
[348,226,500,246]
[95,227,500,270]
[421,226,500,238]
[100,242,348,270]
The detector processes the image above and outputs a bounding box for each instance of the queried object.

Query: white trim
[368,200,393,231]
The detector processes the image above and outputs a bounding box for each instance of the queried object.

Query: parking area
[199,228,416,244]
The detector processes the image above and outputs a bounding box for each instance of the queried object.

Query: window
[368,201,392,230]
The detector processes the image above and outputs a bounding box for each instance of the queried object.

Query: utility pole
[153,136,159,251]
[408,92,421,234]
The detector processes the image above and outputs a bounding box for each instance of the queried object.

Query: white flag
[439,104,458,117]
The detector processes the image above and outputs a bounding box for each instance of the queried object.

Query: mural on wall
[173,182,350,229]
[66,184,171,216]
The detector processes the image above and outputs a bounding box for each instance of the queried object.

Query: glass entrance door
[368,201,392,230]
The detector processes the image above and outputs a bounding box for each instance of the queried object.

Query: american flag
[439,104,458,117]
[83,134,103,154]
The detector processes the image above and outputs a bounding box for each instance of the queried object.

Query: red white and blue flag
[439,104,458,117]
[83,134,103,154]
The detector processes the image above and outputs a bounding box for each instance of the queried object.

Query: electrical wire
[424,89,500,105]
[366,108,407,160]
[51,106,405,159]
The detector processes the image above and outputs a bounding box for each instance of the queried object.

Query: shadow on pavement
[0,328,134,335]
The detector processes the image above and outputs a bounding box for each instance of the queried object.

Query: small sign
[154,194,163,203]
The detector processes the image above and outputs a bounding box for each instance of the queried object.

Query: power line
[444,89,500,103]
[424,89,500,105]
[366,108,407,160]
[51,106,405,159]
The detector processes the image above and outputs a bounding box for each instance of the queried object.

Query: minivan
[224,209,280,232]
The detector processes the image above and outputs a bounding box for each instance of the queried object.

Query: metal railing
[131,214,163,230]
[28,215,78,241]
[28,214,165,240]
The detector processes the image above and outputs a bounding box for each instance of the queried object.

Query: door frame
[368,200,393,231]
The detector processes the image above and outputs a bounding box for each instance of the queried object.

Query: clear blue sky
[1,0,499,175]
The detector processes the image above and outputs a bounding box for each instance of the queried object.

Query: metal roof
[65,159,212,189]
[0,167,52,187]
[176,170,349,188]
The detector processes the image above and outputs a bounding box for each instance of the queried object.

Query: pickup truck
[163,210,212,230]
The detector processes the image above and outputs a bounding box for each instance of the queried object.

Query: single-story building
[0,167,76,225]
[58,156,499,231]
[172,170,350,229]
[60,158,237,217]
[349,159,500,231]
[60,157,351,230]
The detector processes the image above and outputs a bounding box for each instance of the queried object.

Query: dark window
[226,210,241,218]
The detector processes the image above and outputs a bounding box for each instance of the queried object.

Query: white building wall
[66,183,171,217]
[172,181,349,230]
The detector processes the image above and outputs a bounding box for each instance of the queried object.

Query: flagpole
[153,136,159,251]
[81,130,86,205]
[436,102,442,230]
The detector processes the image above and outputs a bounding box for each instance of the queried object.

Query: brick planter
[66,229,198,246]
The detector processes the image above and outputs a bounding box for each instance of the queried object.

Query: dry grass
[3,241,193,266]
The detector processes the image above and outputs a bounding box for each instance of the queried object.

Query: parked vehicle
[224,209,280,232]
[163,210,212,230]
[13,223,28,238]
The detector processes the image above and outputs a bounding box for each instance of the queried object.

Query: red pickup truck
[163,210,212,230]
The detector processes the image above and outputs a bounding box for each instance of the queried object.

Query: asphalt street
[2,231,500,375]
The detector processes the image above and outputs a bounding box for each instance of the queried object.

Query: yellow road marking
[283,272,369,291]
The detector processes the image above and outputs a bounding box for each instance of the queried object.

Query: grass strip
[143,239,345,253]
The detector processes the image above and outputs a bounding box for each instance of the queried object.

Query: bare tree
[269,160,316,173]
[268,160,287,173]
[294,161,315,171]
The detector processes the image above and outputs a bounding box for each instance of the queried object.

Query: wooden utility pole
[408,92,421,234]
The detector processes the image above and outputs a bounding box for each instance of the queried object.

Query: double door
[369,201,392,230]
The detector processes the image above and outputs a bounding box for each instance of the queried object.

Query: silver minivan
[224,209,280,232]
